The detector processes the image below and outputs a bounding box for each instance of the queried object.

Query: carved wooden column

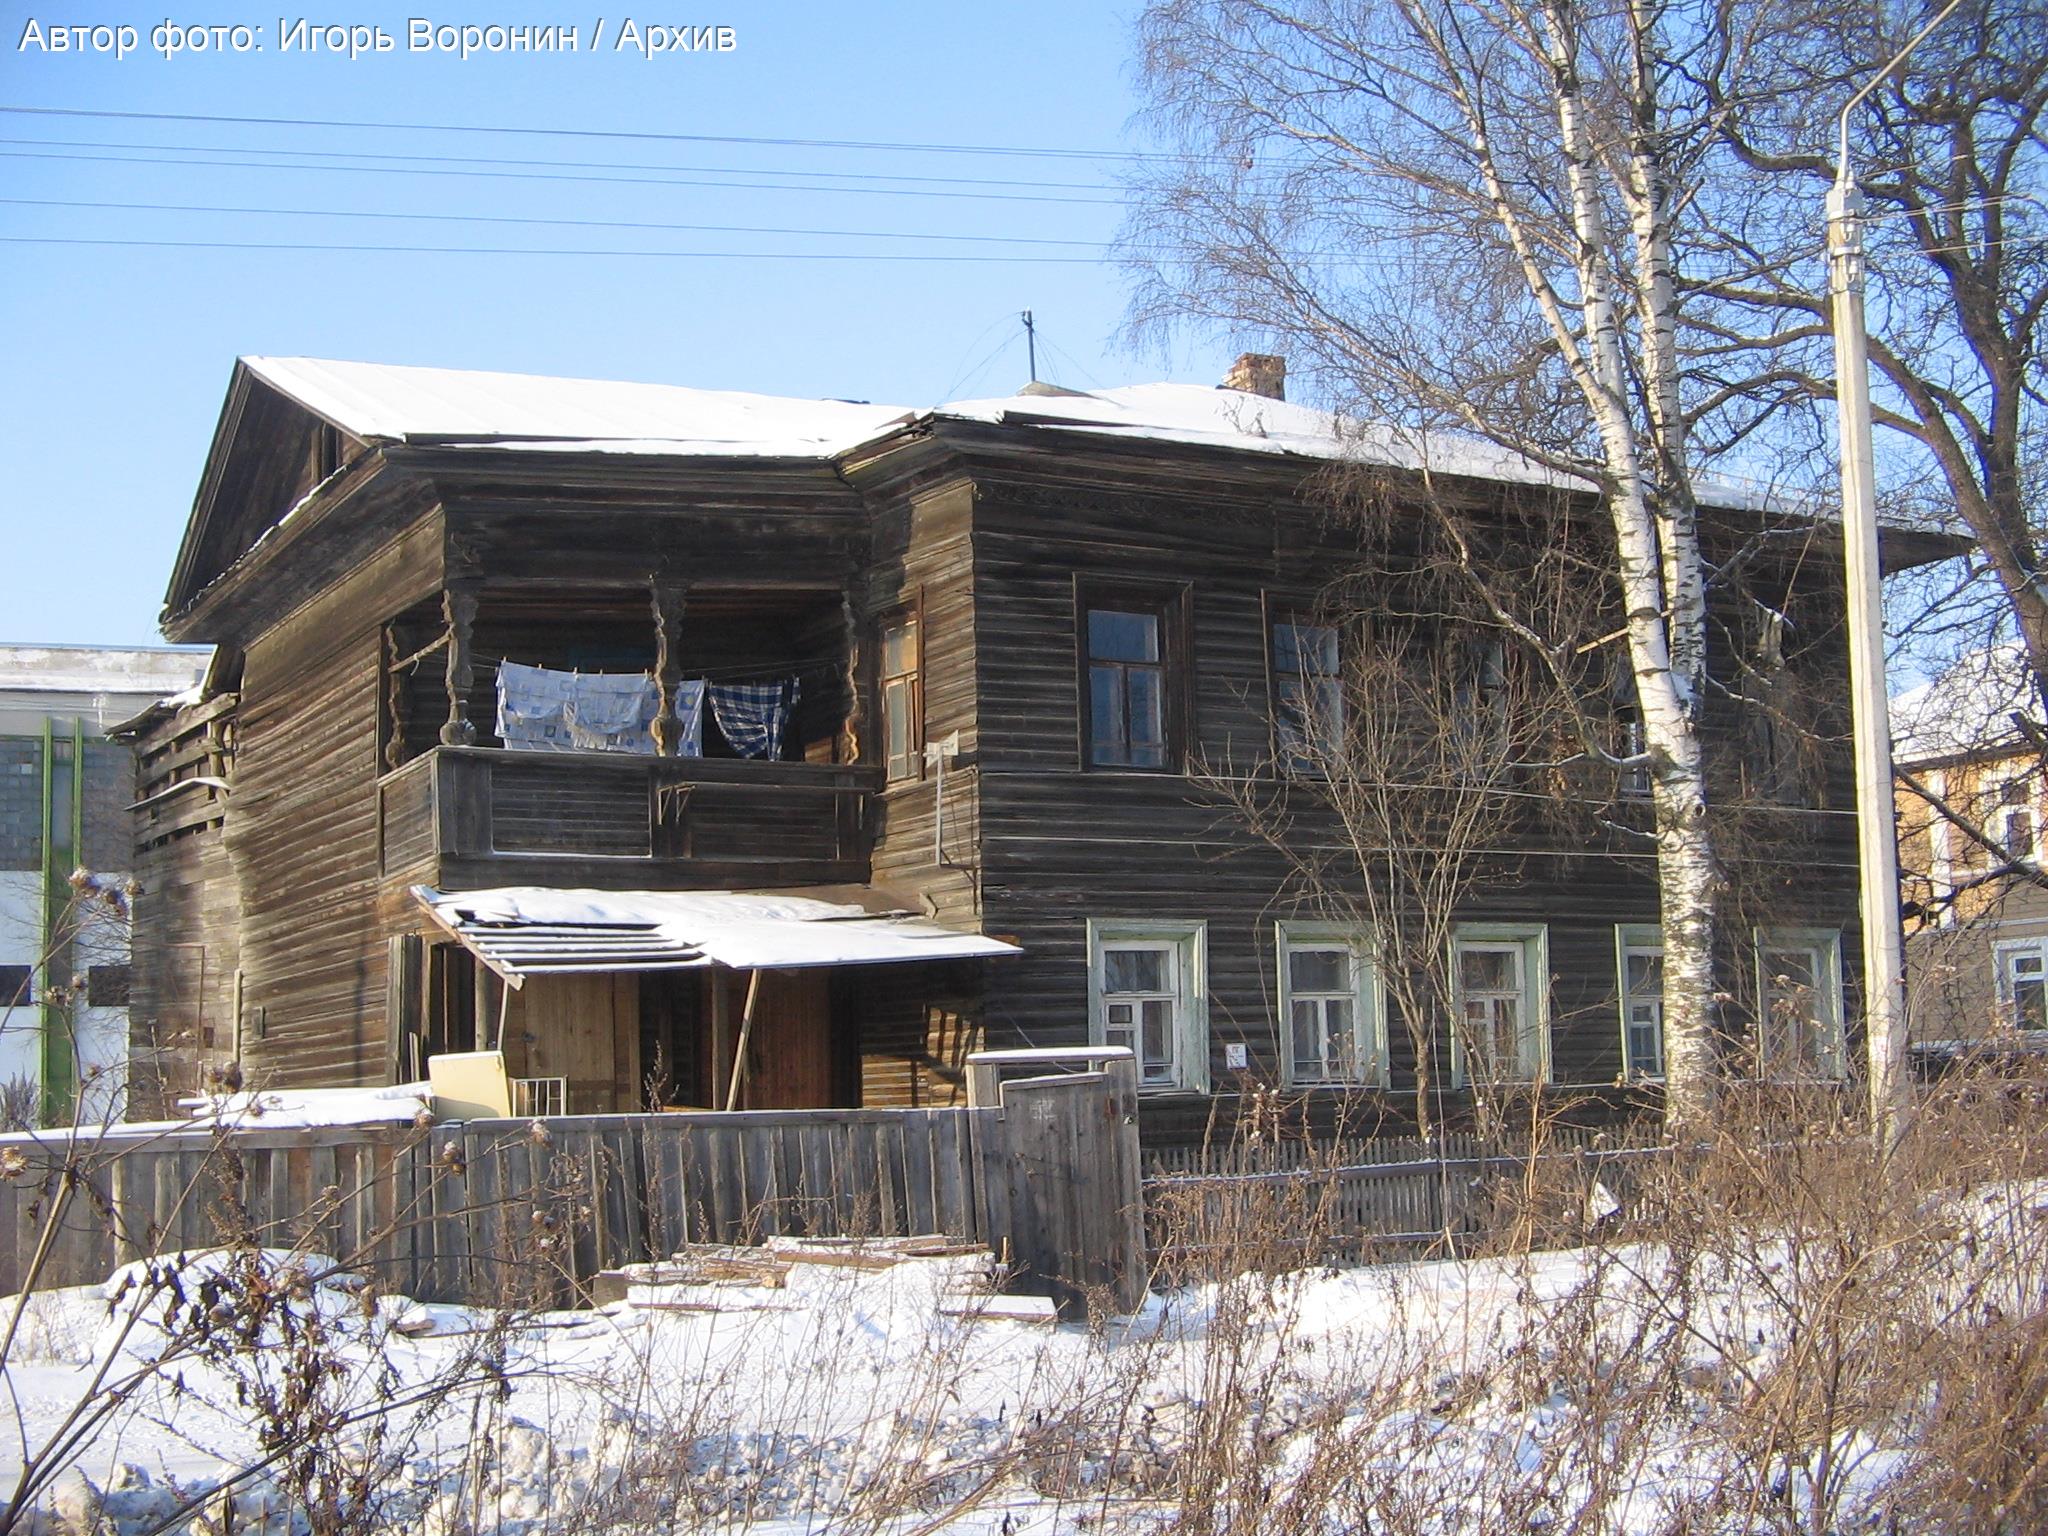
[439,582,480,747]
[839,593,862,765]
[380,625,409,772]
[650,580,687,756]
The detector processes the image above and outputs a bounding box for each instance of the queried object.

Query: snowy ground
[3,1184,2039,1534]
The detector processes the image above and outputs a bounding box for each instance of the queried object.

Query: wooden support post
[381,624,408,772]
[650,581,687,756]
[839,593,862,764]
[439,583,480,747]
[723,969,766,1112]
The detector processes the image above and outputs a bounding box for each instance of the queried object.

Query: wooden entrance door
[705,968,835,1109]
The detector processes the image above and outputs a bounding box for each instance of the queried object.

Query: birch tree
[1129,0,1790,1132]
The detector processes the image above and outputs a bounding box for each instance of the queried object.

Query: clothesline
[494,661,799,761]
[455,649,846,686]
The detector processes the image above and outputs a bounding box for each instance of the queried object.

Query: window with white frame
[1088,920,1208,1092]
[1277,923,1383,1086]
[1753,928,1846,1078]
[1994,936,2048,1031]
[1992,773,2040,864]
[1451,926,1549,1085]
[1615,925,1664,1080]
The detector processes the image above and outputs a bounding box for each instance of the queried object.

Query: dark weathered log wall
[941,435,1865,1143]
[227,518,445,1089]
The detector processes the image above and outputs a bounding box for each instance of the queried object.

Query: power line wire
[0,134,1123,193]
[0,146,1127,206]
[0,104,1189,164]
[0,235,1109,262]
[0,229,1426,269]
[0,196,1109,249]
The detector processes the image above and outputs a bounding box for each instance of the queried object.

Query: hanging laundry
[668,678,707,757]
[709,678,799,760]
[497,661,667,754]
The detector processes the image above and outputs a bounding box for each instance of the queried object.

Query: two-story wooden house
[123,354,1946,1135]
[1893,644,2048,1045]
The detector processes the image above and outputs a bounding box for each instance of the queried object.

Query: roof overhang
[412,884,1020,986]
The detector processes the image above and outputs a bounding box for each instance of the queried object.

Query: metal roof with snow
[242,356,914,457]
[234,356,1844,514]
[413,883,1021,984]
[1890,643,2038,766]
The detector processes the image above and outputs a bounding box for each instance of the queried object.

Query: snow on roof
[929,381,1583,486]
[1890,643,2038,764]
[414,883,1021,978]
[242,356,913,458]
[175,1082,433,1129]
[236,357,1826,516]
[0,1082,432,1143]
[0,644,209,698]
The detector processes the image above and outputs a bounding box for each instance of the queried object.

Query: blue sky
[1,3,1240,645]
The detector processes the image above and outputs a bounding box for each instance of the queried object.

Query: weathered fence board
[1143,1137,1668,1268]
[0,1065,1142,1316]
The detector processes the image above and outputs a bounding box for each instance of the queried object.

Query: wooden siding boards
[137,381,1878,1140]
[225,519,447,1090]
[936,445,1869,1141]
[846,472,986,1106]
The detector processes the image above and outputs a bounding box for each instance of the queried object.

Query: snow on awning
[412,884,1019,985]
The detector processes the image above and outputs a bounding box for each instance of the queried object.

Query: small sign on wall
[1223,1042,1248,1071]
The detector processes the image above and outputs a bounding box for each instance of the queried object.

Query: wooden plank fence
[0,1052,1149,1318]
[1143,1127,1668,1269]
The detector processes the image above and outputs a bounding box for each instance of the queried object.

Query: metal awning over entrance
[411,883,1020,987]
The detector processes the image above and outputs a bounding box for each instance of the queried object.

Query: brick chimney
[1222,353,1286,400]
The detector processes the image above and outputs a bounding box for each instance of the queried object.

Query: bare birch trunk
[1542,0,1720,1131]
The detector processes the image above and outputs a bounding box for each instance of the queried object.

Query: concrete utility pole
[1827,0,1960,1152]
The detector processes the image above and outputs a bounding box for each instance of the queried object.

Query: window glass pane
[1761,943,1829,1071]
[1125,668,1165,766]
[2017,977,2048,1030]
[1626,951,1662,995]
[2004,945,2048,1030]
[1141,998,1172,1067]
[1313,677,1343,729]
[1764,950,1817,998]
[1275,622,1338,674]
[1324,996,1354,1046]
[1460,946,1518,994]
[1628,1015,1662,1073]
[1088,609,1160,663]
[1488,997,1520,1041]
[882,619,917,675]
[1090,666,1125,763]
[1276,676,1307,742]
[1289,947,1348,993]
[884,679,912,776]
[1291,999,1321,1071]
[2008,808,2038,858]
[1274,622,1303,675]
[1104,947,1168,994]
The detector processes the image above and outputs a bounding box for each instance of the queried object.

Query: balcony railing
[378,746,876,889]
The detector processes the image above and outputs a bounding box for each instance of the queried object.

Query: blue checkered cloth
[709,679,799,760]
